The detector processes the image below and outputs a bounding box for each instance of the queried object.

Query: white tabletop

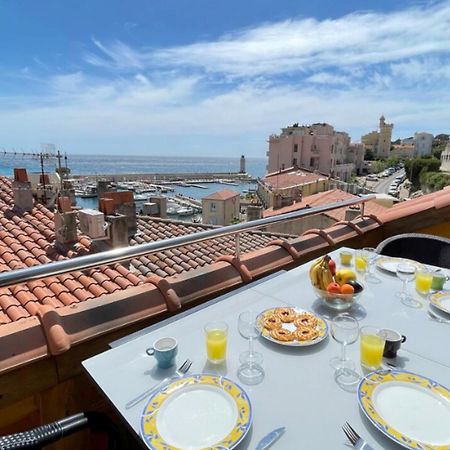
[83,247,450,449]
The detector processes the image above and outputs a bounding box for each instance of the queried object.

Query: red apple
[327,281,341,294]
[328,258,336,276]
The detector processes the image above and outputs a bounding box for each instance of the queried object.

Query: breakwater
[73,172,254,183]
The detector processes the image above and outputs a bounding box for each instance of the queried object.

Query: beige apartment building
[441,143,450,172]
[202,189,240,225]
[266,123,359,181]
[362,115,394,159]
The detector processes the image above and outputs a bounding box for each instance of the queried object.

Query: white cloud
[2,1,450,155]
[84,2,450,78]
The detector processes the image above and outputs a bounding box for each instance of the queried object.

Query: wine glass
[330,315,359,371]
[396,263,421,308]
[362,247,381,283]
[237,311,264,385]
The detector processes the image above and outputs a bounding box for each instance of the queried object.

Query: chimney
[103,191,137,235]
[273,194,282,210]
[61,179,76,206]
[54,211,78,244]
[344,206,361,222]
[246,205,263,221]
[12,168,33,212]
[106,214,129,248]
[143,202,159,216]
[149,196,167,218]
[97,180,114,208]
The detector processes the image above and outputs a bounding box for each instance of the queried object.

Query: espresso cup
[380,329,406,358]
[146,337,178,369]
[431,273,449,291]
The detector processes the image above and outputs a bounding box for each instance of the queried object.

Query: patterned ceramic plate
[256,307,328,347]
[140,374,252,450]
[375,256,425,274]
[358,370,450,450]
[429,291,450,315]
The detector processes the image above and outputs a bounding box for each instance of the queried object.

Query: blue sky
[1,0,449,157]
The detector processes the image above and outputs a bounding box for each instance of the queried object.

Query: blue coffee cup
[146,337,178,369]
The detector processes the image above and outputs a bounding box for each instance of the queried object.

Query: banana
[320,260,334,289]
[309,256,325,288]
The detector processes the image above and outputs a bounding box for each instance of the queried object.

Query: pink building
[267,123,359,181]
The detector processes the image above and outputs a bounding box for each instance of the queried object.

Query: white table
[83,247,450,449]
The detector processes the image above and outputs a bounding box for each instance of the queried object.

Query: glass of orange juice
[355,250,368,275]
[360,326,385,370]
[415,270,432,295]
[204,321,228,364]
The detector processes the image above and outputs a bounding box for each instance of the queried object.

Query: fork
[125,358,192,409]
[342,422,375,450]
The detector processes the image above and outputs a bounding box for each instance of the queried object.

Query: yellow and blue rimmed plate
[358,369,450,449]
[140,374,252,450]
[429,291,450,315]
[256,307,328,347]
[375,256,425,274]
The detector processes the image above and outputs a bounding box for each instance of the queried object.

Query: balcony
[0,182,449,448]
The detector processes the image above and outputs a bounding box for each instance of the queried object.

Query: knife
[255,427,286,450]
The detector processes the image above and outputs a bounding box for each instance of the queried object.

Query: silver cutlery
[428,310,450,324]
[343,422,375,450]
[255,427,285,450]
[125,358,192,409]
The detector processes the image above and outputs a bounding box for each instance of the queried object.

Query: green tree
[364,149,375,161]
[404,157,441,189]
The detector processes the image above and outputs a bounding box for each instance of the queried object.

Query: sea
[0,154,267,216]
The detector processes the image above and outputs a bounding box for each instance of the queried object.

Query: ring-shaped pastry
[294,313,318,329]
[275,307,296,323]
[262,315,282,330]
[270,328,294,342]
[295,327,319,341]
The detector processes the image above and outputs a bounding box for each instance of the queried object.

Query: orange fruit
[341,284,355,294]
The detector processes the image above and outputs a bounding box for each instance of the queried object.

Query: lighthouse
[240,155,246,173]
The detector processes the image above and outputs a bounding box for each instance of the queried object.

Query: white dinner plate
[375,256,425,274]
[429,291,450,315]
[358,370,450,449]
[257,307,328,347]
[140,374,252,450]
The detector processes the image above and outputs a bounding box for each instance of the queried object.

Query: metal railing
[0,195,375,288]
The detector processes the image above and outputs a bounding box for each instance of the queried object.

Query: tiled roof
[263,189,387,221]
[0,177,142,325]
[263,169,327,190]
[130,217,289,278]
[202,189,240,201]
[0,176,291,325]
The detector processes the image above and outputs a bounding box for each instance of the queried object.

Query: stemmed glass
[362,247,381,283]
[396,263,421,308]
[237,311,264,385]
[330,315,359,371]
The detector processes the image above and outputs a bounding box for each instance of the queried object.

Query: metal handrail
[0,195,375,288]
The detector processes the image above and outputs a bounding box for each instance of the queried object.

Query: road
[365,170,405,194]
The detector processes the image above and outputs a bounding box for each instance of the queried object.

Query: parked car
[366,174,379,181]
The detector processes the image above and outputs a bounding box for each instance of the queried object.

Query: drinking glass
[330,315,359,371]
[340,251,352,266]
[396,263,420,308]
[362,247,381,283]
[237,311,264,385]
[204,321,228,364]
[354,250,367,277]
[415,269,432,296]
[360,326,386,370]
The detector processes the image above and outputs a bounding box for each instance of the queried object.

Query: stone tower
[377,115,393,159]
[240,155,246,173]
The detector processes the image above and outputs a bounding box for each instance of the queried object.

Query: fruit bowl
[313,285,363,311]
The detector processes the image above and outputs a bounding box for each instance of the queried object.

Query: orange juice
[415,271,432,295]
[355,256,367,272]
[360,333,384,369]
[206,329,227,363]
